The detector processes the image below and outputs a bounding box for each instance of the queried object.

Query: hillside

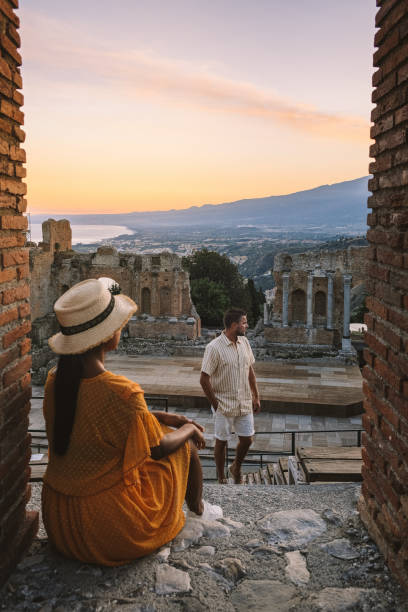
[31,176,369,230]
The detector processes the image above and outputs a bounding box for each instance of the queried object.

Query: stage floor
[104,354,363,418]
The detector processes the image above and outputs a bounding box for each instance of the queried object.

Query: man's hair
[224,308,247,329]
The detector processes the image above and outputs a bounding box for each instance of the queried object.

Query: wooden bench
[296,446,362,483]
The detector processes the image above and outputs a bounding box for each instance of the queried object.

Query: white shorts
[214,411,254,441]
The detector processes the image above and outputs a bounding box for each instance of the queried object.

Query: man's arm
[248,365,261,413]
[200,372,219,411]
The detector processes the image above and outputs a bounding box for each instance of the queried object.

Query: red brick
[0,306,17,327]
[19,337,30,356]
[2,319,30,348]
[12,69,22,89]
[365,330,388,360]
[370,112,394,137]
[7,22,20,48]
[374,27,399,66]
[0,214,27,230]
[3,355,31,387]
[368,262,391,282]
[376,395,400,429]
[0,0,19,27]
[0,33,21,66]
[20,371,30,390]
[2,247,28,267]
[0,176,27,195]
[1,282,29,305]
[0,267,16,283]
[0,234,25,249]
[374,356,402,391]
[379,167,408,188]
[12,124,25,142]
[0,345,18,371]
[18,301,29,318]
[388,305,408,332]
[369,153,393,173]
[366,296,388,319]
[375,127,407,153]
[372,72,397,103]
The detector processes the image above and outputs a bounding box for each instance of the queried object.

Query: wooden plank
[261,467,272,485]
[30,463,47,482]
[297,446,362,460]
[303,459,362,482]
[267,463,275,481]
[278,458,289,484]
[253,471,262,484]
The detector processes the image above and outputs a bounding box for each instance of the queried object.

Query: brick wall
[358,0,408,590]
[0,0,38,585]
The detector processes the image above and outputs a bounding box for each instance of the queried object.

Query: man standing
[200,308,260,484]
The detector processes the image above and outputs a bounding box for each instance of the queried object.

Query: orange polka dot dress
[41,370,190,566]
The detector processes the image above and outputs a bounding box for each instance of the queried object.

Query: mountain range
[31,176,369,230]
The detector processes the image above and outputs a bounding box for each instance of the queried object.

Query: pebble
[284,550,310,585]
[322,508,343,526]
[321,538,360,560]
[230,579,299,611]
[214,557,246,582]
[155,547,170,562]
[196,545,215,556]
[155,564,191,595]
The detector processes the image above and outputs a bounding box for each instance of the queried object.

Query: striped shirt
[201,332,255,417]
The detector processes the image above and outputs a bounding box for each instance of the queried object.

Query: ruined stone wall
[358,0,408,590]
[269,247,367,348]
[0,0,38,585]
[29,232,200,343]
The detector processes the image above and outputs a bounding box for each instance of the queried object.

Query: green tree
[247,278,265,326]
[190,278,229,327]
[183,249,261,327]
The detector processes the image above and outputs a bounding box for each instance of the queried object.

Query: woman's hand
[153,411,204,432]
[191,425,206,450]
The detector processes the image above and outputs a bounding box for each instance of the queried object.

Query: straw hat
[48,278,137,355]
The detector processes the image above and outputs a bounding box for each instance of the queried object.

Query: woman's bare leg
[185,440,204,515]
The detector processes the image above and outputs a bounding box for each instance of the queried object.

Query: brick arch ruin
[0,0,407,590]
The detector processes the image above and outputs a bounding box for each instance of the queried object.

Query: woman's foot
[187,500,204,516]
[229,461,243,484]
[218,477,228,484]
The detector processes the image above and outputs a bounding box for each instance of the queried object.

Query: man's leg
[214,438,228,483]
[185,439,204,515]
[229,435,253,483]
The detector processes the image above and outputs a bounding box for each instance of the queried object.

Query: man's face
[236,315,248,336]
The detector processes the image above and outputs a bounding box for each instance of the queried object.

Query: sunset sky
[19,1,376,215]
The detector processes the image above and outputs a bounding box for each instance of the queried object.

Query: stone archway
[291,289,306,324]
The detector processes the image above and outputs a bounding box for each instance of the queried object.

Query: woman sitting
[42,278,205,566]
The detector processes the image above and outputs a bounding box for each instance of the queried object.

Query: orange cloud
[22,11,369,144]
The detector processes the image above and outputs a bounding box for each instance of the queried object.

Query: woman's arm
[150,423,205,460]
[152,411,204,431]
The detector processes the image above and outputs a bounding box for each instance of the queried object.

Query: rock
[214,557,246,582]
[172,518,205,551]
[284,551,310,585]
[155,564,191,595]
[313,587,377,611]
[220,517,244,529]
[321,538,360,560]
[259,509,326,550]
[196,546,215,556]
[186,501,223,521]
[179,597,208,611]
[155,547,170,562]
[230,580,298,611]
[245,539,264,549]
[201,519,230,539]
[322,508,343,525]
[17,554,45,570]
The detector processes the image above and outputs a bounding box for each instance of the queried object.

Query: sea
[29,224,134,245]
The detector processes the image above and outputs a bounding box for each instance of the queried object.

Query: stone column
[264,302,269,325]
[326,271,335,330]
[282,272,290,327]
[306,271,313,328]
[342,273,352,351]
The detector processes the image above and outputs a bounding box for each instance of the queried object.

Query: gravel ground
[1,483,407,611]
